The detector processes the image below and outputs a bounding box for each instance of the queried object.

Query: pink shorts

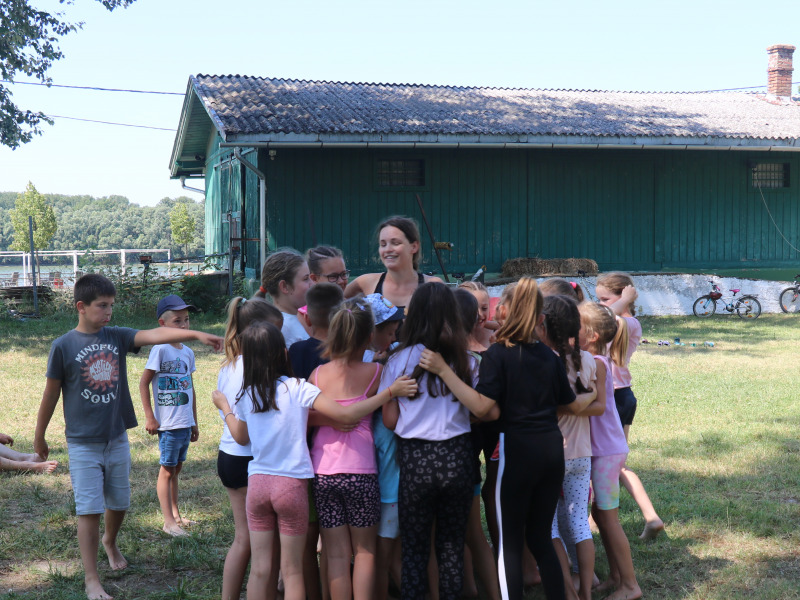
[246,474,309,535]
[591,453,628,511]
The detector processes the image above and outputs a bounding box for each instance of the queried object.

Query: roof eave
[218,133,800,151]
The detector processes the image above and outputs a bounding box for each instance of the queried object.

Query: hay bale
[501,257,598,278]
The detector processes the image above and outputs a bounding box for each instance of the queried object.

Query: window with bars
[377,159,425,188]
[751,163,790,188]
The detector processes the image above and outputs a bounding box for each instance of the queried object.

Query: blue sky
[1,0,799,206]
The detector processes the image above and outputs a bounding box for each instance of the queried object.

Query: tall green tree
[169,202,196,259]
[0,0,137,148]
[10,182,57,251]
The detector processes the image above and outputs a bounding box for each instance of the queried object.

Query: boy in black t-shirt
[288,283,343,379]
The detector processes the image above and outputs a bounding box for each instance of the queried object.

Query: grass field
[0,312,799,599]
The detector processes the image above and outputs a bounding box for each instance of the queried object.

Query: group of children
[26,234,660,600]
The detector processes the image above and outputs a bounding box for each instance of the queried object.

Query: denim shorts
[158,428,191,467]
[378,502,399,539]
[67,431,131,515]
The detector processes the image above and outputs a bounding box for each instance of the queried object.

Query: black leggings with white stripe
[496,429,566,600]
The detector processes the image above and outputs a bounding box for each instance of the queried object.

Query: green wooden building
[169,46,800,278]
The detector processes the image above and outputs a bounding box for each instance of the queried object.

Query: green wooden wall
[203,141,800,276]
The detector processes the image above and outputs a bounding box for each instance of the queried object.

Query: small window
[377,159,425,188]
[751,163,789,188]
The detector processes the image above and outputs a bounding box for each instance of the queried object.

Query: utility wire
[757,184,800,254]
[0,80,182,95]
[45,114,175,131]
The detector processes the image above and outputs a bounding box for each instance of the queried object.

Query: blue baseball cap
[157,295,197,319]
[364,293,403,325]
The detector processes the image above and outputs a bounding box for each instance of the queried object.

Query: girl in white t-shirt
[256,248,312,348]
[216,296,284,600]
[595,272,664,541]
[212,321,416,600]
[309,297,383,600]
[381,282,498,600]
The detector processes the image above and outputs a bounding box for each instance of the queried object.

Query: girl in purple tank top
[579,303,642,600]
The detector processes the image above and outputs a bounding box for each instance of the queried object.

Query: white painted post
[121,250,126,269]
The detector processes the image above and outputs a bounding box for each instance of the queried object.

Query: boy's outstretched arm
[34,378,62,460]
[139,369,160,435]
[134,328,223,352]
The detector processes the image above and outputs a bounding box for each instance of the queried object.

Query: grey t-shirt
[46,326,139,443]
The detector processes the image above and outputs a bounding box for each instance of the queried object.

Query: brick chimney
[767,44,795,97]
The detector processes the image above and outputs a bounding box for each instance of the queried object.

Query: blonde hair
[596,271,636,316]
[458,280,488,295]
[578,302,629,365]
[223,297,283,366]
[323,296,374,360]
[495,277,543,347]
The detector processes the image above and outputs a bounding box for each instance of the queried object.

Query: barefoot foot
[639,518,665,541]
[163,525,189,537]
[85,577,113,600]
[102,538,128,570]
[175,516,197,527]
[594,578,617,594]
[604,583,642,600]
[18,459,58,473]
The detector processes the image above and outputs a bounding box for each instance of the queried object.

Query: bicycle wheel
[692,296,717,317]
[736,296,761,319]
[779,287,800,313]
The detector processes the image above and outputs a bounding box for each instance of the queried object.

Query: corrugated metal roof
[193,74,800,141]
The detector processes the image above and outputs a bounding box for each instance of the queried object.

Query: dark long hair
[237,321,294,413]
[397,282,472,398]
[542,295,590,394]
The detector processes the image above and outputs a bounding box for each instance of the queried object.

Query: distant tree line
[0,191,204,264]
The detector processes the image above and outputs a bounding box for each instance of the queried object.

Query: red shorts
[246,474,309,535]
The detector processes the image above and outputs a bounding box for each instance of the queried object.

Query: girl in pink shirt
[309,297,385,600]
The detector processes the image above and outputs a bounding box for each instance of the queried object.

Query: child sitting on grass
[140,294,201,537]
[34,274,223,600]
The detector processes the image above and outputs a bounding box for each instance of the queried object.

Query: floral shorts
[312,473,380,529]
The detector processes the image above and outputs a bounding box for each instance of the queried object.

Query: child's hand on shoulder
[389,375,417,399]
[190,425,199,442]
[145,416,160,435]
[418,349,447,375]
[211,390,230,412]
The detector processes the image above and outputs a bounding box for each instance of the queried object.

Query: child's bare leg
[592,507,641,600]
[619,466,664,540]
[375,535,400,600]
[575,539,595,600]
[463,544,478,597]
[321,525,353,600]
[553,538,579,600]
[349,525,378,600]
[157,465,186,536]
[304,522,323,600]
[0,455,58,473]
[102,509,128,570]
[78,513,112,600]
[222,486,250,600]
[279,532,307,600]
[465,496,500,600]
[248,530,277,600]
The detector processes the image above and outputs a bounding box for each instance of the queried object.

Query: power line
[45,114,175,131]
[0,80,183,95]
